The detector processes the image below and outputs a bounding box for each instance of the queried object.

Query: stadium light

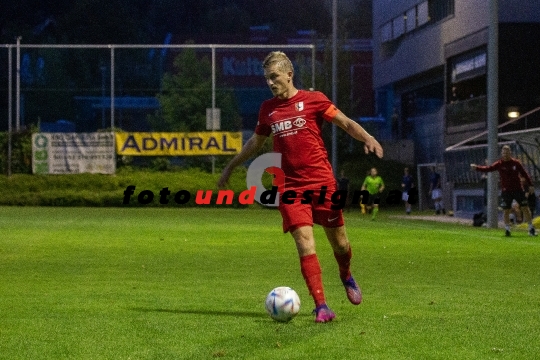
[506,107,520,119]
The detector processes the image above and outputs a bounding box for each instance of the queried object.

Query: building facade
[372,0,540,165]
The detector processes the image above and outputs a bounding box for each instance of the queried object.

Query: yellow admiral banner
[115,132,242,156]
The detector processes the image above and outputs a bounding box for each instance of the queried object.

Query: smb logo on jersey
[270,117,306,135]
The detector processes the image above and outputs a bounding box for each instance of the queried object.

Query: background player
[471,145,537,237]
[401,167,414,214]
[429,167,446,215]
[361,167,385,220]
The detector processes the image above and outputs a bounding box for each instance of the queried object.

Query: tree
[295,31,370,160]
[149,47,241,132]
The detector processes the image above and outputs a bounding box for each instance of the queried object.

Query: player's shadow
[127,306,268,319]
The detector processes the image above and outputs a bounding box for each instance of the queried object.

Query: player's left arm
[361,179,367,191]
[330,111,383,158]
[517,162,535,193]
[379,178,385,193]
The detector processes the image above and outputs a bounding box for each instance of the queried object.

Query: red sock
[300,254,326,307]
[333,246,352,281]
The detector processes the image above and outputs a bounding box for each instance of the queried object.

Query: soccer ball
[264,286,301,322]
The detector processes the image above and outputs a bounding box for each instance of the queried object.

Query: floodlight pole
[312,46,316,90]
[212,47,216,109]
[110,46,115,130]
[331,0,338,175]
[16,36,21,131]
[7,44,12,176]
[100,65,106,129]
[486,0,499,228]
[211,46,216,174]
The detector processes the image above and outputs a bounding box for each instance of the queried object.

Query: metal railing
[2,41,317,176]
[3,41,316,132]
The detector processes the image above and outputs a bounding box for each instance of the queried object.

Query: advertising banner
[115,132,242,156]
[32,132,116,174]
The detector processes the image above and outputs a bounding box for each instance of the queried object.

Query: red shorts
[278,186,345,233]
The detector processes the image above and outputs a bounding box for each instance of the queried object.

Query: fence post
[7,44,12,176]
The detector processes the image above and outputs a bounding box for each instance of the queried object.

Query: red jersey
[475,158,533,192]
[255,90,338,190]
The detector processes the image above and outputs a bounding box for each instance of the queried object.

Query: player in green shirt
[361,167,385,220]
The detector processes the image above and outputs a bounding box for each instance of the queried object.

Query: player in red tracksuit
[218,51,383,322]
[471,145,537,237]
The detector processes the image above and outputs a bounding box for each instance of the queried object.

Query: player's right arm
[471,161,498,172]
[217,133,268,188]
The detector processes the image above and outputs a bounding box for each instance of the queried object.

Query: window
[429,0,455,22]
[417,1,429,26]
[405,7,417,32]
[402,82,444,118]
[379,0,454,44]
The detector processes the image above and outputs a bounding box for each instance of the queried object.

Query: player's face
[370,168,378,176]
[501,147,512,161]
[264,64,292,99]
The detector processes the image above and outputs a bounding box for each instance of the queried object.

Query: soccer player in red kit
[218,51,383,322]
[471,145,537,237]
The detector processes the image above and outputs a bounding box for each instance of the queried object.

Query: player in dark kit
[218,51,383,322]
[401,167,414,214]
[471,145,537,237]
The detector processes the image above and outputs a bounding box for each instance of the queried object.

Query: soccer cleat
[529,228,538,237]
[505,229,511,237]
[313,304,336,323]
[342,276,362,305]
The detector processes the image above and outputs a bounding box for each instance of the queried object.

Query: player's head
[370,167,378,176]
[262,51,295,99]
[263,51,294,74]
[501,145,512,160]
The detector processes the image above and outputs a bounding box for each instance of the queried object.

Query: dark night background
[0,0,372,44]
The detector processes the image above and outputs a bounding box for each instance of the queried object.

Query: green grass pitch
[1,206,539,359]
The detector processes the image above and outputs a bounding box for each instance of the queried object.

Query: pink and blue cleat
[313,304,336,323]
[342,276,362,305]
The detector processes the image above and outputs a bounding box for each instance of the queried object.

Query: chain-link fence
[1,43,316,174]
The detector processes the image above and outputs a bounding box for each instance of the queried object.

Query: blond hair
[262,51,294,74]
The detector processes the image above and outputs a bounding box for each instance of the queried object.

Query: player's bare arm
[217,133,267,188]
[331,112,383,158]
